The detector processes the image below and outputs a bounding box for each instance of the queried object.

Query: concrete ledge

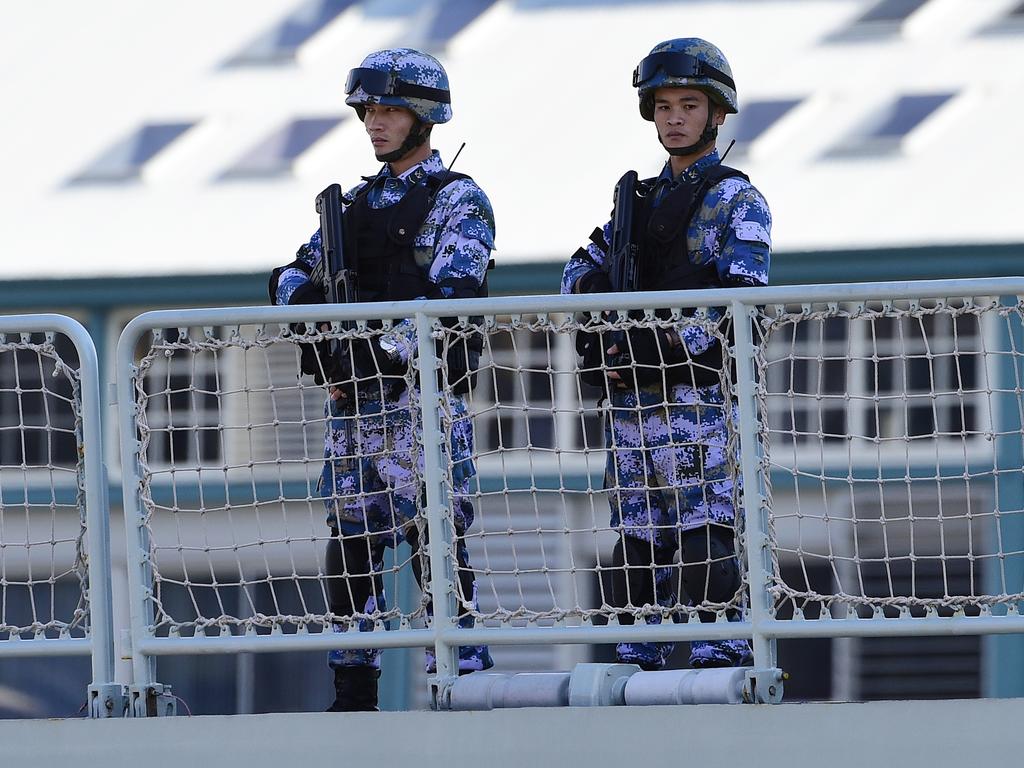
[1,698,1019,767]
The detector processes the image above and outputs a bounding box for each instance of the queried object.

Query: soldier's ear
[713,105,726,127]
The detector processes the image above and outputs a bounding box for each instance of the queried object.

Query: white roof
[1,0,1021,280]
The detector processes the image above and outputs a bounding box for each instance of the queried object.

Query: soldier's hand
[605,343,622,381]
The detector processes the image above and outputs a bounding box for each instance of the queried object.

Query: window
[137,328,222,467]
[762,300,988,455]
[826,92,954,157]
[222,117,344,179]
[981,1,1024,35]
[717,98,801,157]
[421,0,498,51]
[69,122,195,184]
[827,0,930,41]
[0,334,79,468]
[225,0,358,66]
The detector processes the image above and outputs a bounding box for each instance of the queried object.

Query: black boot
[326,666,380,712]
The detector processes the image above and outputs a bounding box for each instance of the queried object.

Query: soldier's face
[363,105,417,157]
[652,87,724,150]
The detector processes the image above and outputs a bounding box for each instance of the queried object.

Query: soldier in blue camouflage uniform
[562,38,771,670]
[270,48,494,711]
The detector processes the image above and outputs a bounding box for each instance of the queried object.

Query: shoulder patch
[459,218,495,249]
[735,220,771,248]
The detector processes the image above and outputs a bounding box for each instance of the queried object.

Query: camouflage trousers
[604,381,748,669]
[320,388,491,670]
[319,388,475,537]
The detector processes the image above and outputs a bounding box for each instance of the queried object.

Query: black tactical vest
[343,169,488,395]
[633,163,748,388]
[343,170,474,302]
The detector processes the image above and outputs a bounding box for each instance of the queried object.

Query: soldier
[562,38,771,670]
[270,48,494,711]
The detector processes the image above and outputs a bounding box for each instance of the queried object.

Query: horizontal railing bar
[134,628,436,655]
[756,615,1024,638]
[0,638,93,658]
[117,277,1024,336]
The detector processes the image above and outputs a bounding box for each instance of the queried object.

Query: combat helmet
[633,38,737,156]
[345,48,452,125]
[633,38,738,121]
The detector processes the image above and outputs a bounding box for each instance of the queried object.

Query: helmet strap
[376,120,431,164]
[660,107,718,157]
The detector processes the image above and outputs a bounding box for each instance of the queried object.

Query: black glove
[621,327,682,387]
[351,336,407,380]
[297,336,351,386]
[576,269,613,294]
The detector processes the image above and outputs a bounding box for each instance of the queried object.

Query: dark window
[223,117,344,179]
[422,0,498,50]
[827,92,953,157]
[720,98,801,149]
[137,328,222,466]
[872,93,953,139]
[0,334,79,467]
[858,0,929,24]
[70,123,194,184]
[827,0,930,41]
[980,1,1024,34]
[225,0,358,66]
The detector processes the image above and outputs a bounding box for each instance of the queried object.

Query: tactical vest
[344,169,488,395]
[632,163,747,389]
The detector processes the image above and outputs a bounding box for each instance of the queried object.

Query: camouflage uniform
[272,50,494,689]
[563,38,771,670]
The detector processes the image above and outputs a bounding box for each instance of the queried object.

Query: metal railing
[110,278,1024,709]
[0,315,119,717]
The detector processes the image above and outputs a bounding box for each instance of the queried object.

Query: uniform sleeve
[561,219,611,295]
[274,230,321,305]
[427,180,495,297]
[678,181,771,357]
[718,185,771,288]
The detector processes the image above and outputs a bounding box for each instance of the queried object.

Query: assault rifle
[605,171,640,371]
[313,183,357,310]
[303,183,357,389]
[608,170,639,292]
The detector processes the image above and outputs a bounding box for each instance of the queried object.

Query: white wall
[1,0,1022,281]
[1,697,1021,767]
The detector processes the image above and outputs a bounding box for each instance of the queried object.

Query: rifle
[605,171,640,371]
[301,184,357,391]
[608,171,639,293]
[313,183,357,310]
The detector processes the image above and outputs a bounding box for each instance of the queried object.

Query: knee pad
[609,536,662,616]
[679,526,740,605]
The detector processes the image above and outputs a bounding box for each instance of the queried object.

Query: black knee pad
[679,526,740,606]
[609,536,670,619]
[325,533,382,618]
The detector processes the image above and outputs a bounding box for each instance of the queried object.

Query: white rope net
[129,308,748,638]
[756,296,1024,619]
[0,331,89,641]
[132,322,428,637]
[440,309,746,627]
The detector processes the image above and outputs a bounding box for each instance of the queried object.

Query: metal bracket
[568,663,639,706]
[430,675,458,711]
[88,683,127,718]
[742,667,786,704]
[128,683,177,717]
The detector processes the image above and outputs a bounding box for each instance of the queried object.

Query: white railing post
[415,311,460,708]
[731,299,783,703]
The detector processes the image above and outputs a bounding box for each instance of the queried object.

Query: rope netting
[440,309,747,626]
[755,297,1024,618]
[132,322,429,636]
[0,331,88,640]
